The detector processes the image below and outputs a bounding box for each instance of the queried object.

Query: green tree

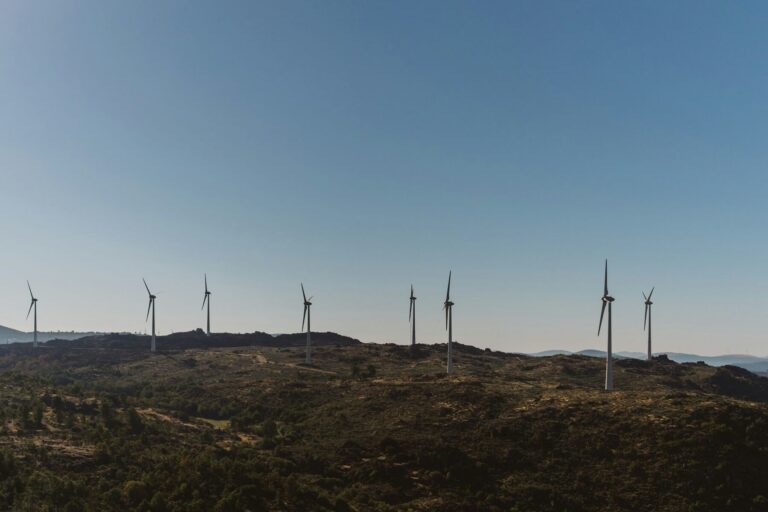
[33,404,44,428]
[126,408,144,434]
[122,480,148,507]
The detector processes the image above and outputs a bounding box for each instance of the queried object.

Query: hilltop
[0,336,766,511]
[45,329,361,351]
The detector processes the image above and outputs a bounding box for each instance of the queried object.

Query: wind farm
[3,1,768,510]
[3,267,768,512]
[6,264,672,386]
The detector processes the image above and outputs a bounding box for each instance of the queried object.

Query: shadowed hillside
[45,330,361,350]
[0,337,766,511]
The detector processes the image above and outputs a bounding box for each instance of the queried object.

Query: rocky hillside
[0,339,765,511]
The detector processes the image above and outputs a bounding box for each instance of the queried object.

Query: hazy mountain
[0,325,103,345]
[0,325,24,342]
[529,349,768,374]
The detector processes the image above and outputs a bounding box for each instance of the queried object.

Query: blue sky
[1,1,767,355]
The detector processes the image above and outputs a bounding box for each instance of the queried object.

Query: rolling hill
[0,334,766,510]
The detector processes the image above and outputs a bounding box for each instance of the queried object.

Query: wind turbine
[143,279,157,352]
[643,287,655,361]
[443,272,454,374]
[598,260,615,391]
[301,284,313,365]
[409,285,416,347]
[202,274,211,336]
[26,281,38,348]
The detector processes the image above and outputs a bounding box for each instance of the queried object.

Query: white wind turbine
[26,281,38,348]
[443,271,454,374]
[409,285,416,346]
[598,260,615,391]
[302,284,313,364]
[202,274,211,336]
[643,287,655,361]
[143,279,157,352]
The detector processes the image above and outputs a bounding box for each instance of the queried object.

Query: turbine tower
[443,271,454,374]
[598,260,615,391]
[143,279,157,352]
[26,281,38,348]
[301,284,313,365]
[202,274,211,336]
[643,287,655,361]
[409,285,416,347]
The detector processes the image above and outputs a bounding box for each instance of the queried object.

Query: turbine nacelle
[643,288,654,306]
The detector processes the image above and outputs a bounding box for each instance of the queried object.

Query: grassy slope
[0,340,766,511]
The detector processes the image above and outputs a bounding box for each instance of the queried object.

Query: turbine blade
[409,300,413,322]
[445,306,449,330]
[642,292,648,302]
[146,299,152,322]
[648,287,654,301]
[603,260,608,296]
[302,283,307,302]
[598,301,606,335]
[446,271,452,302]
[26,301,34,319]
[302,305,307,331]
[644,304,648,331]
[27,281,33,300]
[143,278,151,296]
[410,284,414,300]
[202,293,208,310]
[205,274,208,293]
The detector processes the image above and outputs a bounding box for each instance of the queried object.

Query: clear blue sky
[1,1,767,355]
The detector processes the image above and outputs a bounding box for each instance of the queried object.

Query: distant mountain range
[0,324,103,344]
[528,349,768,374]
